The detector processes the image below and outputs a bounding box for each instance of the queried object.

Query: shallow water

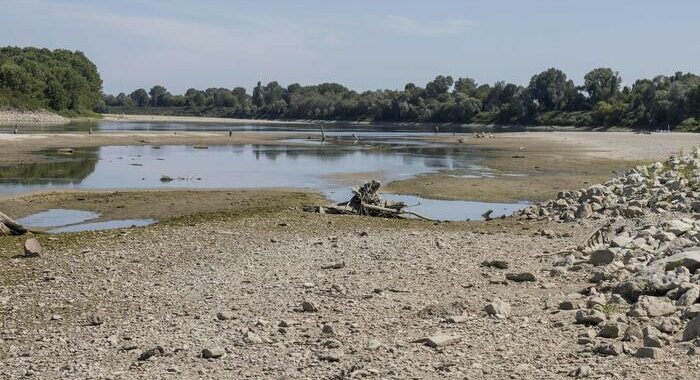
[48,219,155,233]
[0,122,529,221]
[15,208,156,233]
[16,209,100,227]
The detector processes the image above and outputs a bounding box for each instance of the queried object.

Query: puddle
[49,219,156,233]
[325,190,527,221]
[16,208,155,233]
[16,209,99,227]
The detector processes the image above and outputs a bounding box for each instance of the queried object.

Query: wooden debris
[0,211,30,236]
[304,180,434,221]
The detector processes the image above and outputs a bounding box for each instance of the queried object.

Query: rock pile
[519,148,700,221]
[550,216,700,358]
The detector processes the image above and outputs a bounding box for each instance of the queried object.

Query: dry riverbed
[1,190,698,379]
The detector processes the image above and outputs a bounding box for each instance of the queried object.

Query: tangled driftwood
[305,180,434,221]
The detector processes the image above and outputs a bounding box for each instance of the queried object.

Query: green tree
[584,68,621,104]
[129,89,149,107]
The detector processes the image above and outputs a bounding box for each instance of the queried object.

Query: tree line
[103,68,700,130]
[0,47,102,115]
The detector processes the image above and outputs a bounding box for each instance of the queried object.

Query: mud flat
[388,131,700,202]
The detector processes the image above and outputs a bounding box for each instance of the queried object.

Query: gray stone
[575,309,607,325]
[505,272,537,282]
[685,304,700,319]
[317,350,344,362]
[301,301,318,312]
[484,299,511,318]
[665,220,692,236]
[138,346,165,361]
[201,348,224,359]
[678,286,700,307]
[635,347,664,359]
[575,203,593,219]
[366,339,381,350]
[598,323,624,339]
[23,238,42,257]
[623,325,643,341]
[424,334,461,348]
[87,313,104,326]
[682,316,700,341]
[216,311,235,321]
[628,296,676,318]
[590,249,616,266]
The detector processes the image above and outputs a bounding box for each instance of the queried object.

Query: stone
[590,249,616,266]
[575,202,593,219]
[575,309,607,325]
[23,238,42,257]
[635,347,664,359]
[138,346,165,361]
[216,311,235,321]
[445,315,467,323]
[685,304,700,319]
[505,272,536,282]
[678,286,700,307]
[682,317,700,342]
[244,332,263,344]
[301,301,318,312]
[628,296,676,318]
[623,325,643,341]
[484,299,511,318]
[657,319,678,334]
[643,335,665,348]
[424,334,461,348]
[665,220,692,236]
[654,250,700,272]
[321,324,335,336]
[481,260,509,269]
[598,323,623,339]
[611,236,633,248]
[366,339,381,351]
[87,313,104,326]
[317,350,343,362]
[594,343,622,356]
[201,348,224,359]
[570,365,592,378]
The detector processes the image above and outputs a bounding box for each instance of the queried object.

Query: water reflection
[0,143,485,192]
[0,148,98,186]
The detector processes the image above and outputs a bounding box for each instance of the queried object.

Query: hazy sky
[2,0,698,94]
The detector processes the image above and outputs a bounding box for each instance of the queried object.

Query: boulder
[628,296,676,318]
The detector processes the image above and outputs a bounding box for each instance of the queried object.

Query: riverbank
[0,109,69,125]
[387,131,700,202]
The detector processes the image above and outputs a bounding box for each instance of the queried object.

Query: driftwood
[0,210,29,236]
[305,180,435,221]
[578,220,614,252]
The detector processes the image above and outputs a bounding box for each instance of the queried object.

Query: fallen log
[0,211,28,236]
[0,211,45,236]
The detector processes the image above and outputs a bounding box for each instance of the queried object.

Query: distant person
[13,126,18,134]
[434,126,439,134]
[228,128,232,138]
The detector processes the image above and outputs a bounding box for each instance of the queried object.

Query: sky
[2,0,699,94]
